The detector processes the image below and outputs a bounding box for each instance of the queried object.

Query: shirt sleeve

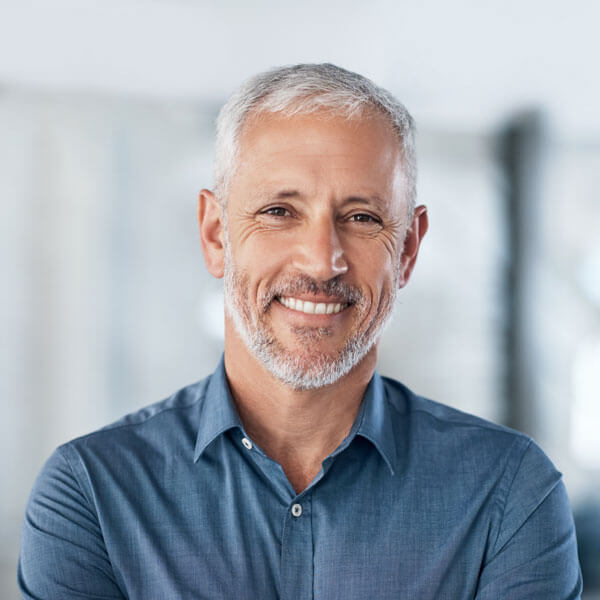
[475,440,583,599]
[18,446,125,599]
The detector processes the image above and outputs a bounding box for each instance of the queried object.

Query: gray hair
[213,63,417,216]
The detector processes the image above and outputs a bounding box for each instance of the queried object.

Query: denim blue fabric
[19,357,582,599]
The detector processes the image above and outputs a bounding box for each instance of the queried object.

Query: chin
[257,340,374,391]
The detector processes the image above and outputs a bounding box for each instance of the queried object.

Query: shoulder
[100,375,209,433]
[380,375,561,496]
[382,374,534,450]
[380,375,574,561]
[56,375,210,472]
[19,376,214,598]
[26,374,213,544]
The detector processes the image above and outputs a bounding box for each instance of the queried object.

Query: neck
[223,320,376,493]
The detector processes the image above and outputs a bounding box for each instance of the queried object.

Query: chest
[95,439,493,599]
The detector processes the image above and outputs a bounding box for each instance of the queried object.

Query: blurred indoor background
[1,0,599,597]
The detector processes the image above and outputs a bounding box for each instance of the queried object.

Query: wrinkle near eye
[235,216,268,245]
[376,219,405,257]
[375,232,400,258]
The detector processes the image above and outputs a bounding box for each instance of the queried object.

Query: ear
[198,189,225,279]
[398,205,428,288]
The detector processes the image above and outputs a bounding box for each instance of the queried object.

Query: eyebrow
[272,189,302,199]
[265,189,386,208]
[343,195,386,208]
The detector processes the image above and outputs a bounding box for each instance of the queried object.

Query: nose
[291,216,349,281]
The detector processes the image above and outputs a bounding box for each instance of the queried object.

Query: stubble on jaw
[222,231,400,391]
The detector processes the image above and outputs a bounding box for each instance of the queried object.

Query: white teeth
[278,296,346,315]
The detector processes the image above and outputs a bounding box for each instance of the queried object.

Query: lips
[277,296,349,315]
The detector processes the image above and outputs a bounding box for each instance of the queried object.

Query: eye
[348,213,382,224]
[261,206,291,218]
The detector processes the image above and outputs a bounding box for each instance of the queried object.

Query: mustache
[262,274,364,309]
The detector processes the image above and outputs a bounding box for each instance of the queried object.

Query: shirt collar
[193,355,243,462]
[355,371,398,475]
[193,356,397,475]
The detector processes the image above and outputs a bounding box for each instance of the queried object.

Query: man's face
[222,109,412,389]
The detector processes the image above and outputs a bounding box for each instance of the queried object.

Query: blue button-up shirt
[19,358,582,598]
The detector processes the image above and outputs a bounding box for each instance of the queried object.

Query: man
[19,64,582,598]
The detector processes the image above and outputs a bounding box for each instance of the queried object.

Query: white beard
[222,232,399,390]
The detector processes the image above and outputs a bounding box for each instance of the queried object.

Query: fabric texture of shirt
[19,357,582,599]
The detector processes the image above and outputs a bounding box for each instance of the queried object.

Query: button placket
[280,494,313,600]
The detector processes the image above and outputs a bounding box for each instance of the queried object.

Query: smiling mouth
[277,296,350,315]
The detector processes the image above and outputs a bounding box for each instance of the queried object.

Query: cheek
[349,243,397,283]
[233,245,287,303]
[235,228,289,264]
[357,260,399,318]
[233,238,277,277]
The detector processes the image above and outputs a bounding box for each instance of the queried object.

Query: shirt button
[291,503,302,518]
[241,437,253,450]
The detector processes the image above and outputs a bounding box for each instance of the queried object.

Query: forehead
[232,109,406,201]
